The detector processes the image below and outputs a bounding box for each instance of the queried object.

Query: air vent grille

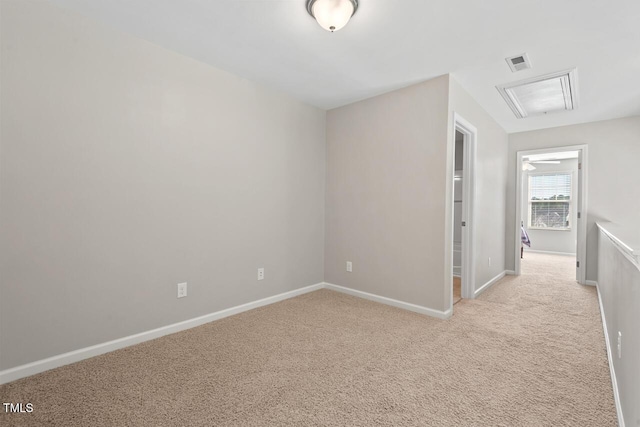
[506,53,532,72]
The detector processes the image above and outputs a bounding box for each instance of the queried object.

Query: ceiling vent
[506,53,532,72]
[496,68,578,119]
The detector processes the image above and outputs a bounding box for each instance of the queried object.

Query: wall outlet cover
[177,282,187,298]
[617,331,622,359]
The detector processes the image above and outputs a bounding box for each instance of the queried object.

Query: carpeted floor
[0,253,616,426]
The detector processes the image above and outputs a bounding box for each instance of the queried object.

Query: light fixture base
[306,0,359,32]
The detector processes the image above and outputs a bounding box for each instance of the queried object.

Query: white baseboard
[505,270,516,275]
[524,249,576,256]
[0,280,458,385]
[595,284,625,427]
[0,282,324,385]
[324,282,451,320]
[584,280,597,287]
[474,271,506,298]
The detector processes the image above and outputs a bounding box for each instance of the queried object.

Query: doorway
[452,131,464,304]
[449,113,477,311]
[515,145,588,284]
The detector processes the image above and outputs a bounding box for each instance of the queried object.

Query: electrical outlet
[488,257,491,267]
[177,282,187,298]
[617,332,622,359]
[257,268,265,281]
[346,261,352,272]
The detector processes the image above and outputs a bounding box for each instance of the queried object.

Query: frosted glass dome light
[307,0,359,32]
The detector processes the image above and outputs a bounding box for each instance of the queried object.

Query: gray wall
[597,226,639,427]
[325,75,450,311]
[522,158,578,254]
[324,75,509,311]
[448,77,509,296]
[0,1,326,370]
[507,116,640,280]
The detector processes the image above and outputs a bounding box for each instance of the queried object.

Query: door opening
[515,145,588,284]
[449,113,477,313]
[452,131,464,305]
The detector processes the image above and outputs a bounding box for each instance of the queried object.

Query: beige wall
[324,75,450,311]
[0,1,326,370]
[507,116,640,280]
[447,77,509,299]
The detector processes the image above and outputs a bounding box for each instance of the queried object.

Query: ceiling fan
[522,159,560,171]
[522,150,577,171]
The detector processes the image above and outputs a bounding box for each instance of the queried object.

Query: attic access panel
[497,69,578,118]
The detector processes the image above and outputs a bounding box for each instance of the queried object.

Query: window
[528,172,572,230]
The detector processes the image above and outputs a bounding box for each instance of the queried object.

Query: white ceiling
[48,0,640,133]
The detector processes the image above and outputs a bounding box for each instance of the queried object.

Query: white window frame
[527,171,573,231]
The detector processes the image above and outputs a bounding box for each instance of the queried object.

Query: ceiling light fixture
[306,0,358,32]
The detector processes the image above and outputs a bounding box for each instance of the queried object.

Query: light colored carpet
[0,253,616,426]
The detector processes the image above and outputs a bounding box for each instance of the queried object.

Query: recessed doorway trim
[515,145,588,284]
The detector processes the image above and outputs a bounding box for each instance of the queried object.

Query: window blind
[528,173,572,229]
[529,174,571,201]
